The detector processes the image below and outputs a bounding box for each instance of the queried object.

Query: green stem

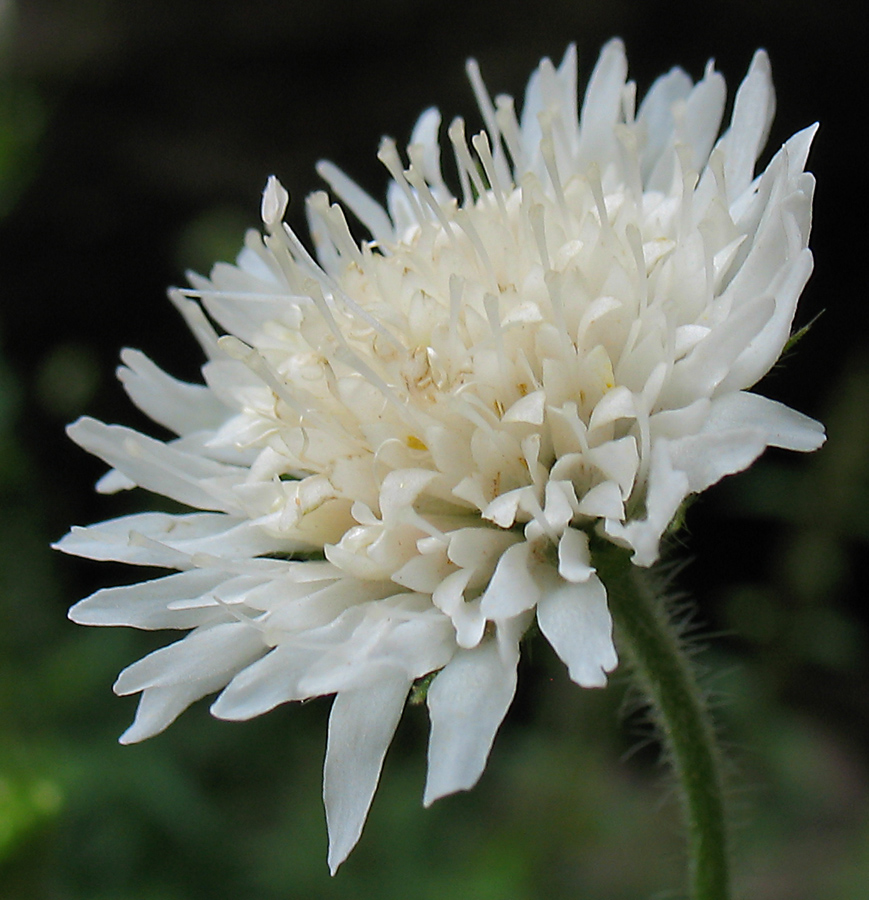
[595,543,730,900]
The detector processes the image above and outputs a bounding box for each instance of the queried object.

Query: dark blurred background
[0,1,866,898]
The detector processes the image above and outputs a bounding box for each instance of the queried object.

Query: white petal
[117,623,265,742]
[114,622,264,695]
[478,541,541,619]
[717,249,814,393]
[636,65,692,179]
[211,644,319,719]
[604,441,690,567]
[446,526,519,574]
[537,573,617,687]
[120,684,209,744]
[431,569,486,649]
[117,349,229,437]
[723,49,775,203]
[55,511,293,567]
[577,38,628,166]
[424,636,518,805]
[392,548,452,593]
[674,324,713,359]
[587,436,640,499]
[193,270,299,345]
[70,569,228,629]
[588,386,636,432]
[67,418,245,513]
[501,389,545,424]
[168,290,222,361]
[576,480,625,520]
[95,468,136,494]
[543,480,578,532]
[649,399,711,441]
[668,429,768,494]
[482,487,528,528]
[679,63,727,173]
[298,599,456,695]
[452,599,487,650]
[666,296,775,405]
[386,179,415,236]
[557,527,594,582]
[378,469,440,520]
[316,160,394,246]
[324,676,411,874]
[703,391,825,451]
[662,391,825,498]
[409,106,450,196]
[782,123,818,178]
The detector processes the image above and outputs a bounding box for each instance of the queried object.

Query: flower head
[57,39,823,871]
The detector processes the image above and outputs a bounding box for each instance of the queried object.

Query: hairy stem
[595,543,730,900]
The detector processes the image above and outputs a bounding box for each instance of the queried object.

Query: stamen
[279,219,403,350]
[448,274,464,348]
[299,280,415,425]
[471,131,509,220]
[528,201,551,272]
[543,270,575,357]
[615,124,644,209]
[377,138,432,237]
[448,118,491,208]
[520,433,546,490]
[539,118,568,216]
[309,192,364,266]
[699,220,716,310]
[675,144,697,240]
[522,488,559,543]
[514,348,540,393]
[408,108,449,196]
[451,391,498,433]
[216,335,326,432]
[562,402,590,452]
[465,58,511,187]
[626,224,649,310]
[177,288,301,304]
[316,160,395,248]
[215,335,365,454]
[405,145,461,248]
[614,317,644,381]
[494,95,524,172]
[453,207,497,291]
[262,229,307,295]
[586,162,614,247]
[211,593,268,632]
[305,193,340,274]
[483,292,509,386]
[261,176,289,229]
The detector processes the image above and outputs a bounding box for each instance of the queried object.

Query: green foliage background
[0,1,866,897]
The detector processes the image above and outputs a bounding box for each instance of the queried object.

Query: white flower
[57,39,824,871]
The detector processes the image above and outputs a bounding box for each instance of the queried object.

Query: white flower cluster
[57,40,823,871]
